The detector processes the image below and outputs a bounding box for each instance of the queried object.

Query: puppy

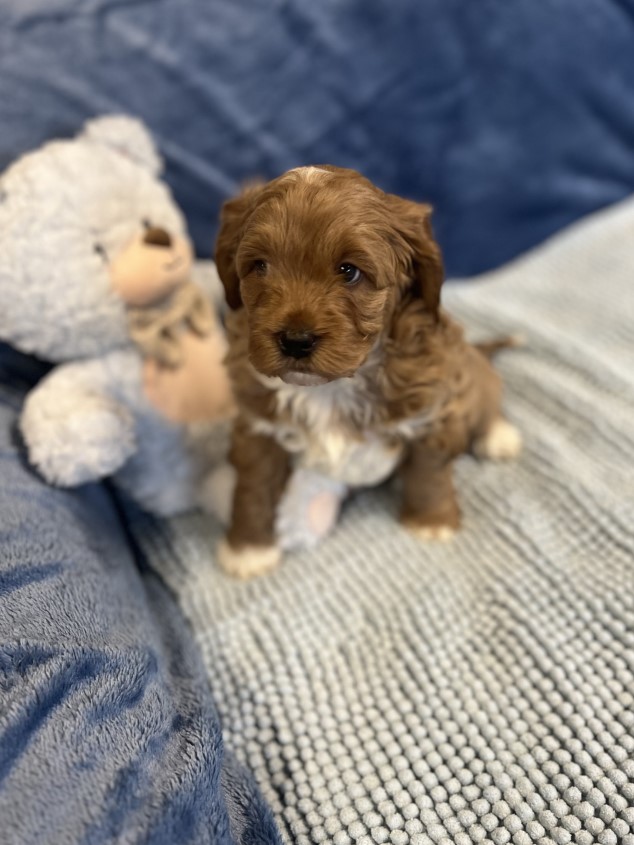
[213,165,521,578]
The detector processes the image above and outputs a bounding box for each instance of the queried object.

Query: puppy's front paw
[217,538,281,580]
[401,503,460,543]
[474,418,522,460]
[409,524,456,542]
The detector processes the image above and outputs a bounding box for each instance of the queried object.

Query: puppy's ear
[386,196,444,318]
[215,183,262,310]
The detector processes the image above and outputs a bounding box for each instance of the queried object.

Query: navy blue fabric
[1,0,634,275]
[0,343,281,845]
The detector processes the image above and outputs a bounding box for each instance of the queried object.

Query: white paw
[474,418,522,460]
[21,394,135,485]
[410,524,456,543]
[217,539,281,580]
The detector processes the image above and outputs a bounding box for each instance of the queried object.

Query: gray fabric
[127,198,634,845]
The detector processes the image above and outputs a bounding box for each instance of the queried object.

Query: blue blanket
[0,345,281,845]
[2,2,634,840]
[2,0,634,275]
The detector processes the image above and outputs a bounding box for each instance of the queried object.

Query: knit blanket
[127,197,634,845]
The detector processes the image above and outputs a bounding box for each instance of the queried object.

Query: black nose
[278,330,318,359]
[143,226,172,248]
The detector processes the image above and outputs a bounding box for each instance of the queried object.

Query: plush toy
[0,115,234,515]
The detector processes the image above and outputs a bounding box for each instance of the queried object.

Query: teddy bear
[0,115,235,516]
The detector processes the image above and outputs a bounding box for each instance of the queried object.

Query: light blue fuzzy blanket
[0,353,281,843]
[128,199,634,844]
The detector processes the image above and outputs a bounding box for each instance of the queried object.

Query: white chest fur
[252,372,404,487]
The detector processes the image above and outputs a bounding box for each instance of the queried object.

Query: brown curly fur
[215,165,517,552]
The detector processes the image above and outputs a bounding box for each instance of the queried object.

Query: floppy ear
[386,195,444,318]
[214,184,262,310]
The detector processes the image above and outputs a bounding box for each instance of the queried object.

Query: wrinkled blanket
[0,352,281,844]
[127,198,634,844]
[2,0,634,276]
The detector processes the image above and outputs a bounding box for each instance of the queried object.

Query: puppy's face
[215,166,443,386]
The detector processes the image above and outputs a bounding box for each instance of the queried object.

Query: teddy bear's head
[0,115,193,361]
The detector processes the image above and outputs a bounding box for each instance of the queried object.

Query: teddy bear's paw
[276,470,347,551]
[21,392,136,486]
[217,539,281,580]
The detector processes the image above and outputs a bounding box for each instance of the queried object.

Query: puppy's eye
[253,260,268,276]
[339,263,362,285]
[94,243,108,261]
[142,218,152,230]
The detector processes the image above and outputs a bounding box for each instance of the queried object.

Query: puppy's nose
[143,226,172,248]
[278,329,318,359]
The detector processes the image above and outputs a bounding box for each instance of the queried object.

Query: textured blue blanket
[0,346,281,845]
[2,3,634,840]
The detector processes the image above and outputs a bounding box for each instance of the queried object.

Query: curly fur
[215,165,520,566]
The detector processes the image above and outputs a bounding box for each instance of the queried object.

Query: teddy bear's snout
[110,226,193,307]
[144,226,172,248]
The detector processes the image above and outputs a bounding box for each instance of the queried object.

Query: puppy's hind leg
[472,416,522,461]
[469,347,522,461]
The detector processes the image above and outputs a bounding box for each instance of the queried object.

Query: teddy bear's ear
[81,115,163,175]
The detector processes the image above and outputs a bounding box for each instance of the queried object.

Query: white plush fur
[0,116,187,361]
[0,116,228,516]
[21,356,137,486]
[82,114,163,175]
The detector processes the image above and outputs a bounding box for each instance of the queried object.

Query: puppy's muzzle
[277,329,319,359]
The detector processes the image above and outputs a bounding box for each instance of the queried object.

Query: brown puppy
[214,165,521,578]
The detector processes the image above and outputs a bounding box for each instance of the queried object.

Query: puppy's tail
[475,334,526,359]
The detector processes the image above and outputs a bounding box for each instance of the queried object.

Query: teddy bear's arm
[275,469,348,551]
[20,358,137,487]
